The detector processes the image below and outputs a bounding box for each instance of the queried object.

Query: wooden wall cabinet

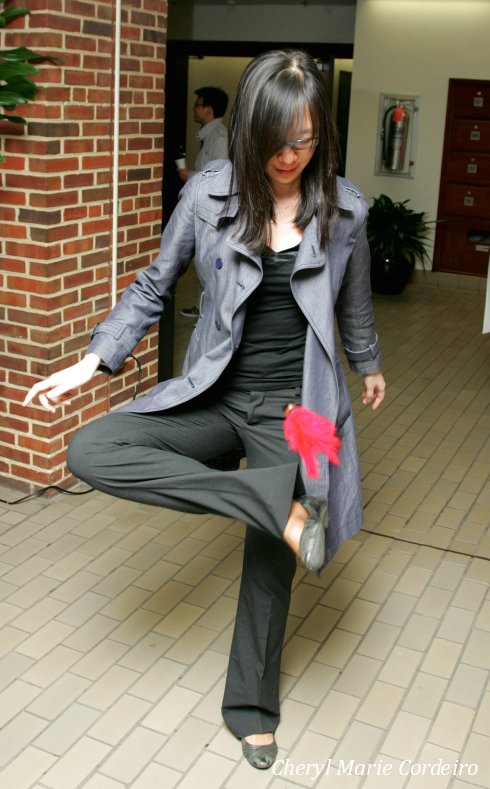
[433,79,490,277]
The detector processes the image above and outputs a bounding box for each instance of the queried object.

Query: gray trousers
[67,387,303,737]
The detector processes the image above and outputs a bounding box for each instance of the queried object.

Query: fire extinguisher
[382,104,409,171]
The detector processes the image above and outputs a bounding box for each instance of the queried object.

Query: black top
[224,245,307,391]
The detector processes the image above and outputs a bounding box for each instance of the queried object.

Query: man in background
[177,86,229,318]
[177,86,229,183]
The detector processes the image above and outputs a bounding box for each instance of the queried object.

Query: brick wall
[0,0,167,489]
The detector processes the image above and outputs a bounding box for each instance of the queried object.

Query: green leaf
[0,112,26,123]
[3,75,38,99]
[0,46,43,61]
[0,60,39,79]
[1,7,29,23]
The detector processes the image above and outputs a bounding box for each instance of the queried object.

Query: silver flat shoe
[299,496,328,571]
[242,736,278,770]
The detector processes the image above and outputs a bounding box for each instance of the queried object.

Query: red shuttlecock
[283,403,342,479]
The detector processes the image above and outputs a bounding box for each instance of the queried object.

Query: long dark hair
[228,49,339,253]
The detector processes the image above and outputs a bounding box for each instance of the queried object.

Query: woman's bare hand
[362,371,386,410]
[23,354,101,413]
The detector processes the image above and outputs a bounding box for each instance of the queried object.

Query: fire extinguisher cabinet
[375,93,419,178]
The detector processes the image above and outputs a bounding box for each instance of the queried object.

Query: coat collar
[201,160,360,213]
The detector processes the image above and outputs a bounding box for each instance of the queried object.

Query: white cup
[175,158,186,169]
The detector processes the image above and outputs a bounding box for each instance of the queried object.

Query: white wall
[346,0,490,265]
[173,4,356,42]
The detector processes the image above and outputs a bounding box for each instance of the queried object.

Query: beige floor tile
[142,685,202,735]
[22,644,82,688]
[156,716,217,771]
[27,673,91,720]
[297,604,341,642]
[277,730,337,787]
[309,689,360,738]
[333,654,382,697]
[462,628,490,670]
[13,597,67,633]
[143,579,193,616]
[91,565,141,598]
[428,701,475,751]
[402,671,448,718]
[129,762,181,789]
[394,566,432,597]
[88,694,151,745]
[82,773,126,788]
[129,657,186,703]
[315,629,362,669]
[337,599,380,635]
[0,711,48,767]
[357,573,399,607]
[415,586,454,619]
[153,600,204,638]
[397,613,439,651]
[288,661,339,706]
[452,579,488,611]
[381,710,431,760]
[97,726,164,783]
[178,650,228,693]
[196,594,237,632]
[377,646,423,688]
[332,720,384,769]
[6,575,60,609]
[108,609,162,646]
[117,632,173,672]
[168,749,235,788]
[33,702,100,756]
[40,736,111,789]
[355,680,405,729]
[321,577,361,611]
[78,665,141,711]
[281,635,320,677]
[461,733,490,788]
[357,621,401,660]
[64,616,121,656]
[0,746,56,789]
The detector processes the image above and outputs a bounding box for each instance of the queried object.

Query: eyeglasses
[283,136,319,151]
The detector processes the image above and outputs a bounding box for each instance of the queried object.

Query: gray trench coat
[88,160,382,562]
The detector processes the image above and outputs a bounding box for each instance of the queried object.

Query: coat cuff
[344,334,382,374]
[88,323,135,374]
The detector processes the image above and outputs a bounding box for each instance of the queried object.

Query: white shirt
[193,118,229,173]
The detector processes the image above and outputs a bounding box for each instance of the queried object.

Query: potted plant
[0,0,59,163]
[367,193,433,295]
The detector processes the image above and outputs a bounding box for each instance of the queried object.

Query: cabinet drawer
[433,216,490,277]
[442,184,490,217]
[452,83,490,119]
[449,119,490,151]
[446,152,490,184]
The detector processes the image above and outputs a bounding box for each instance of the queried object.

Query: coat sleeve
[335,201,383,375]
[87,174,199,374]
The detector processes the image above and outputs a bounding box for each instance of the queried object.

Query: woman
[24,50,385,770]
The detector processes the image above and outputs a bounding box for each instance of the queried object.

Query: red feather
[283,404,342,479]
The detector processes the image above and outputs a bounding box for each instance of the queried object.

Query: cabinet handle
[470,127,481,141]
[473,93,484,108]
[464,195,474,207]
[467,162,478,174]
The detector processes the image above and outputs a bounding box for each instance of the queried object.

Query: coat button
[215,320,221,331]
[215,257,223,269]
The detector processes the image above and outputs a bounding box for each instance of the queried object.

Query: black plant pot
[370,255,415,295]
